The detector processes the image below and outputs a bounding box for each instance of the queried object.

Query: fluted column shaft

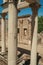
[8,1,17,65]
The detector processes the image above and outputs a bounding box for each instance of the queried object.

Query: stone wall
[17,16,32,51]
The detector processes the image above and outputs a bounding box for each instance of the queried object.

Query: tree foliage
[38,16,43,33]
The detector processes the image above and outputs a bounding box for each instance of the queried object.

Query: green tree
[38,16,43,33]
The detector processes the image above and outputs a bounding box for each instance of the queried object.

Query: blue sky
[0,0,43,16]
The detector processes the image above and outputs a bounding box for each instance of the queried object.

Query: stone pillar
[1,13,6,54]
[30,5,39,65]
[8,0,17,65]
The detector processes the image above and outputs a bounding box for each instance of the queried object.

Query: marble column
[30,5,38,65]
[8,0,17,65]
[1,13,6,54]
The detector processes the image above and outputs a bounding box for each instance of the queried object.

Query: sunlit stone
[3,0,8,3]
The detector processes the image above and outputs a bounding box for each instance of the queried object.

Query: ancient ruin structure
[0,0,41,65]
